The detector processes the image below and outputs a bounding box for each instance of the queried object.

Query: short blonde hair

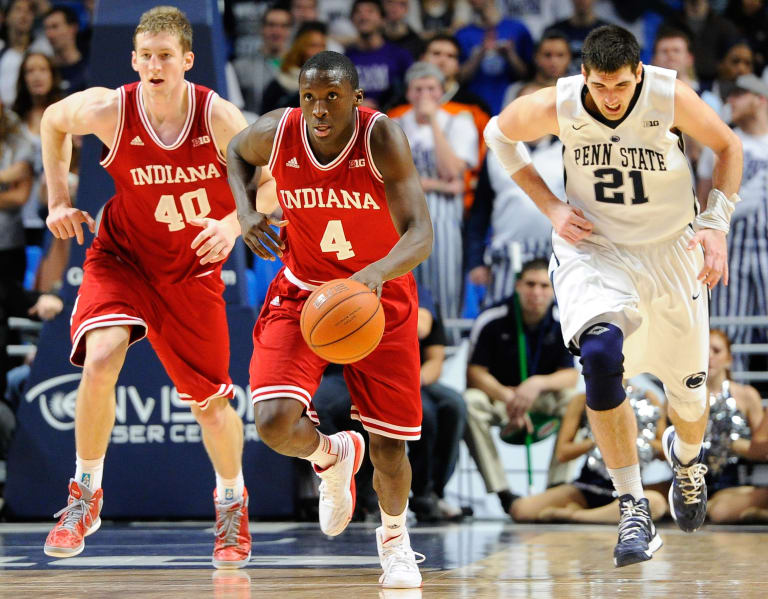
[134,6,193,53]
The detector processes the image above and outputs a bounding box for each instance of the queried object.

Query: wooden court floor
[2,520,767,598]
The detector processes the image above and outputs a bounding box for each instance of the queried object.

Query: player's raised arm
[350,117,433,296]
[485,87,593,244]
[41,87,118,244]
[673,80,743,288]
[226,109,288,261]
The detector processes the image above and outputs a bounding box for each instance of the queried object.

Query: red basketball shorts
[70,248,233,408]
[249,267,422,440]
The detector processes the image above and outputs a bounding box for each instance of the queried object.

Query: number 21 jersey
[556,64,695,245]
[267,106,402,285]
[97,81,235,283]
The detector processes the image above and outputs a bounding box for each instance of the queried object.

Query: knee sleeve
[579,323,626,411]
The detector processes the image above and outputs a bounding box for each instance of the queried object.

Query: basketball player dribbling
[227,51,433,588]
[41,7,256,568]
[485,25,743,567]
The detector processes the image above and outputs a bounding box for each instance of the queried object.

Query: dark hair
[300,50,359,88]
[262,4,293,26]
[537,29,571,54]
[295,19,327,38]
[716,36,751,62]
[45,5,80,28]
[652,26,692,55]
[519,258,549,278]
[351,0,383,18]
[582,25,640,74]
[425,32,461,56]
[12,52,63,120]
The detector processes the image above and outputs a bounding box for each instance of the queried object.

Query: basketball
[300,279,385,364]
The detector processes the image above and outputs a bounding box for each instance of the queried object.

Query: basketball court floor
[2,520,767,598]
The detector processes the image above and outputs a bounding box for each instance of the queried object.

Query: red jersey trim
[300,108,360,171]
[267,108,291,172]
[99,87,125,168]
[136,80,195,150]
[364,112,385,183]
[203,90,226,165]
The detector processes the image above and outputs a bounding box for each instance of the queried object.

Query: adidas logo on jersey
[130,136,144,146]
[286,157,300,168]
[270,296,281,306]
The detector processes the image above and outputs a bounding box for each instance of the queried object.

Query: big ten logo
[26,375,261,444]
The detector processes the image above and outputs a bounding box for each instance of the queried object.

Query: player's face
[423,41,460,80]
[536,39,571,80]
[300,69,363,143]
[582,63,643,120]
[132,32,194,93]
[708,333,732,377]
[652,38,692,75]
[23,54,53,97]
[515,269,553,321]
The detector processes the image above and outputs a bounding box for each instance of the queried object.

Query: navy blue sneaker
[662,426,708,533]
[613,495,662,567]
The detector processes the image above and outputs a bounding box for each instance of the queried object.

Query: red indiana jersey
[267,106,401,284]
[96,81,234,283]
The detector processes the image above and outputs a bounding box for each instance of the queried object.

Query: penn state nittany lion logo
[683,372,707,389]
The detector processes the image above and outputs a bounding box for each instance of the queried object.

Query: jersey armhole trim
[99,87,125,167]
[364,112,385,183]
[267,108,291,172]
[204,91,227,165]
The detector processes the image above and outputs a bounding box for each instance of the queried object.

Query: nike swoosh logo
[572,123,588,130]
[692,292,700,300]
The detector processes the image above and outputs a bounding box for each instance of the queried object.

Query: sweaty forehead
[300,67,350,90]
[588,67,635,83]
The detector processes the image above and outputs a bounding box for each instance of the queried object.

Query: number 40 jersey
[556,64,696,245]
[98,81,234,283]
[267,106,402,286]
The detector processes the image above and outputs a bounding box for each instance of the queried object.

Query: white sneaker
[376,527,425,588]
[314,431,364,536]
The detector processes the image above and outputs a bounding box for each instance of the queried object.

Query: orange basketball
[300,279,385,364]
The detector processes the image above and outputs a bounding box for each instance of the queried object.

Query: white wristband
[483,116,532,176]
[694,188,740,234]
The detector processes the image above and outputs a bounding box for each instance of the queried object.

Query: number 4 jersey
[97,81,234,283]
[556,64,695,245]
[267,106,402,285]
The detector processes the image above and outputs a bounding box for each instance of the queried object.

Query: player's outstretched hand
[688,228,728,288]
[237,210,287,261]
[549,203,593,244]
[46,205,95,245]
[189,218,239,265]
[349,264,385,298]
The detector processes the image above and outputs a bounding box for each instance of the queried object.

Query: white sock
[380,503,407,542]
[607,464,645,501]
[216,470,244,502]
[673,436,702,465]
[306,433,340,470]
[75,454,104,491]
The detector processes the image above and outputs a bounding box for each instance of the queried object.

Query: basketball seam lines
[308,294,383,348]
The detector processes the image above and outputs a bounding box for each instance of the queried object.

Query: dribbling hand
[688,228,728,288]
[238,210,287,261]
[349,264,385,298]
[549,203,593,244]
[46,205,96,245]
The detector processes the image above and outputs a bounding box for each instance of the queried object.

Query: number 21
[593,168,648,205]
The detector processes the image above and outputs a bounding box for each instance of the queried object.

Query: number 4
[320,220,355,260]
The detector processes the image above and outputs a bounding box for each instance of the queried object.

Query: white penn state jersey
[556,65,695,245]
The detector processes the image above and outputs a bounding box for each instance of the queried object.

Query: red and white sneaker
[213,487,252,569]
[44,479,103,558]
[376,527,425,588]
[314,431,365,536]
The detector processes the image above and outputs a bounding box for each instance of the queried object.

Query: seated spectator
[704,329,768,523]
[13,52,62,247]
[501,29,571,122]
[408,284,467,522]
[419,0,471,35]
[463,258,579,515]
[725,0,768,75]
[467,83,562,306]
[43,5,88,95]
[543,0,611,75]
[701,37,754,120]
[456,0,533,114]
[382,0,424,60]
[391,61,477,329]
[697,74,768,374]
[510,389,668,523]
[234,4,293,115]
[261,21,328,114]
[290,0,344,52]
[0,0,53,107]
[345,0,413,110]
